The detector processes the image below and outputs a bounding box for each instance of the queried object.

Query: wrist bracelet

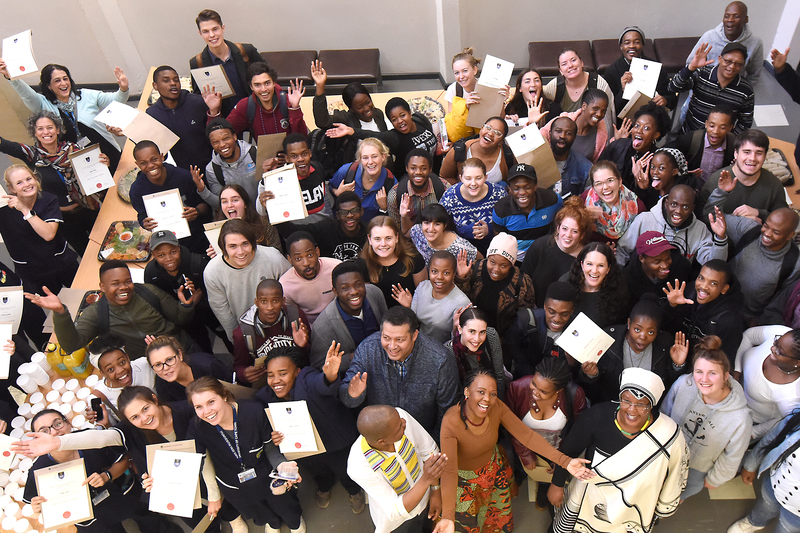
[430,484,440,491]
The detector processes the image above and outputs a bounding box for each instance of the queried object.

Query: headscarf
[619,367,665,406]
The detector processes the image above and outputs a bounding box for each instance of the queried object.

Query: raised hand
[332,179,356,196]
[201,84,222,114]
[288,79,305,108]
[190,165,205,192]
[10,431,61,458]
[291,319,309,348]
[391,284,413,307]
[456,250,473,279]
[325,122,355,139]
[376,187,388,211]
[708,206,727,239]
[144,334,157,345]
[347,372,368,398]
[310,60,327,88]
[322,341,344,382]
[114,67,129,92]
[717,169,736,193]
[670,331,689,366]
[771,47,790,73]
[526,96,548,126]
[689,43,715,71]
[662,279,694,307]
[399,193,412,219]
[24,286,65,314]
[613,118,633,141]
[632,152,653,189]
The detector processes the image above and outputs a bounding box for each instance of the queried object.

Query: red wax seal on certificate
[96,182,102,188]
[295,442,302,449]
[167,503,175,511]
[283,211,290,218]
[63,511,71,518]
[2,451,9,457]
[19,67,25,72]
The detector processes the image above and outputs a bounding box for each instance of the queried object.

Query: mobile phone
[91,398,104,422]
[182,275,193,297]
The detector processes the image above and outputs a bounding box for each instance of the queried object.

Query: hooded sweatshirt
[678,278,745,366]
[200,139,258,210]
[616,197,728,266]
[685,23,764,86]
[662,375,752,487]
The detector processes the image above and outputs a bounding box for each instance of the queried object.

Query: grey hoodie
[199,139,258,210]
[615,197,728,266]
[662,375,752,487]
[685,22,764,85]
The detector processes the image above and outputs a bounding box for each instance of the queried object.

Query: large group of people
[1,2,800,533]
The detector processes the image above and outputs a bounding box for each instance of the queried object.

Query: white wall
[0,0,796,91]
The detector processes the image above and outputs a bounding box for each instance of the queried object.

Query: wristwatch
[22,211,35,221]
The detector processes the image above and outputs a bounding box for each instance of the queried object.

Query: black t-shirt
[278,218,368,262]
[358,254,425,308]
[391,117,438,176]
[474,266,513,329]
[154,353,233,403]
[522,237,577,307]
[299,163,327,214]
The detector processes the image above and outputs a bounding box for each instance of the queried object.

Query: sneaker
[229,516,249,533]
[315,489,332,509]
[727,517,764,533]
[350,490,366,514]
[290,517,307,533]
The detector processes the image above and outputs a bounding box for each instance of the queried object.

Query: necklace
[775,364,800,375]
[466,415,486,427]
[614,412,651,436]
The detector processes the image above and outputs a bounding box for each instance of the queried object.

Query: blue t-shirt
[330,163,396,224]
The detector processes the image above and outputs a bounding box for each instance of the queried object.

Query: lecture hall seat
[528,40,595,76]
[653,37,701,75]
[317,48,382,88]
[260,50,318,86]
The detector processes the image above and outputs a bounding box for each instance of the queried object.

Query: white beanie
[486,233,518,264]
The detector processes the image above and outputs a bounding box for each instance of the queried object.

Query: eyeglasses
[719,57,745,69]
[151,355,179,372]
[592,177,618,190]
[337,207,363,217]
[619,399,651,412]
[36,418,67,435]
[772,335,796,360]
[482,123,504,137]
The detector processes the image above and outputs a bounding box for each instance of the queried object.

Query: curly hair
[551,196,594,247]
[567,242,629,320]
[26,111,65,142]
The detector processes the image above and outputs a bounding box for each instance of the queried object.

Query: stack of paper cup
[22,420,31,432]
[15,405,31,420]
[57,404,71,417]
[13,518,30,532]
[17,459,32,473]
[46,403,59,411]
[65,379,79,392]
[50,379,65,393]
[11,488,23,503]
[8,429,23,441]
[4,484,18,498]
[84,374,99,388]
[71,414,86,428]
[8,472,24,488]
[30,352,50,373]
[29,404,43,417]
[0,473,9,489]
[0,494,10,509]
[19,364,48,387]
[76,387,91,401]
[10,457,20,470]
[61,391,75,405]
[72,401,86,416]
[28,392,43,406]
[2,516,16,531]
[10,418,24,431]
[14,376,36,395]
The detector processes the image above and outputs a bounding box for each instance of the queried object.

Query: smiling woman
[145,335,231,403]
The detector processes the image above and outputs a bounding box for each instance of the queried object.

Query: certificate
[478,55,514,89]
[2,30,38,79]
[505,123,546,155]
[465,83,507,129]
[148,449,202,518]
[143,189,191,239]
[203,220,226,258]
[262,164,308,224]
[506,123,562,189]
[68,144,116,196]
[555,312,614,364]
[123,112,180,154]
[0,433,15,471]
[34,458,93,532]
[0,323,11,379]
[191,65,235,98]
[0,286,23,333]
[267,400,318,454]
[0,181,8,207]
[618,91,651,120]
[94,101,139,130]
[622,57,662,100]
[265,407,326,460]
[146,440,201,511]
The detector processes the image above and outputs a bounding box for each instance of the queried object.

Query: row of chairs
[260,48,381,89]
[529,37,701,77]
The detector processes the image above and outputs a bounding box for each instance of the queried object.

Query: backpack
[246,92,289,126]
[732,226,800,300]
[210,144,258,188]
[95,285,163,334]
[194,43,249,68]
[308,128,354,181]
[553,71,599,107]
[452,135,516,170]
[342,161,396,196]
[393,176,447,209]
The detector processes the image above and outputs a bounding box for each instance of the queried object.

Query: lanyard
[215,406,246,471]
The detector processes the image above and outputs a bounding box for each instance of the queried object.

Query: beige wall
[0,0,795,93]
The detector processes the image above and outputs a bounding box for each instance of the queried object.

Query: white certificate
[0,433,15,471]
[34,458,93,532]
[0,323,11,380]
[555,312,615,364]
[505,123,546,157]
[0,286,23,334]
[0,182,8,208]
[148,450,202,518]
[68,144,116,196]
[262,164,308,224]
[204,220,226,258]
[622,57,662,100]
[1,30,38,79]
[94,101,139,130]
[478,55,514,89]
[190,65,235,98]
[267,400,318,454]
[143,189,191,240]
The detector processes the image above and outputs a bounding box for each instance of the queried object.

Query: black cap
[507,163,538,184]
[720,42,747,57]
[206,117,236,139]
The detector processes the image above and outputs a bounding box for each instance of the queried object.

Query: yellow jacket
[444,96,480,142]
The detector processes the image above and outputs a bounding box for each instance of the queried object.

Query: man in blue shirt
[549,117,592,198]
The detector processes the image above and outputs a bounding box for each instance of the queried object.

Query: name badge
[92,489,110,505]
[238,468,257,483]
[76,137,91,149]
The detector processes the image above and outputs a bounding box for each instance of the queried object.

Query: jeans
[747,473,800,533]
[681,468,707,500]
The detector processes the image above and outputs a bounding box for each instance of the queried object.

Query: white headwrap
[619,367,665,406]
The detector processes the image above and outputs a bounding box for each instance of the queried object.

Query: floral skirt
[455,445,519,533]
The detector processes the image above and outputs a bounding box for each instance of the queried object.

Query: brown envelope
[123,112,180,154]
[145,440,202,509]
[618,91,651,120]
[255,133,287,176]
[265,408,327,460]
[465,83,507,129]
[515,144,562,189]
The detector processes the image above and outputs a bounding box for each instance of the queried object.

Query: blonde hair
[461,157,486,176]
[356,138,390,161]
[4,164,42,195]
[452,47,481,69]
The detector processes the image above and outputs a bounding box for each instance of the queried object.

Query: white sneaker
[290,517,307,533]
[727,517,763,533]
[264,523,281,533]
[229,516,249,533]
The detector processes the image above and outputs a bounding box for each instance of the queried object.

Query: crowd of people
[0,2,800,533]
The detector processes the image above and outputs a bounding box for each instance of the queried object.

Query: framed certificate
[262,164,308,224]
[191,65,235,98]
[2,30,38,79]
[147,446,202,518]
[142,188,191,239]
[555,312,615,364]
[267,400,318,454]
[34,458,93,532]
[69,144,116,196]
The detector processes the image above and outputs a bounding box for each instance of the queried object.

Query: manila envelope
[123,112,180,154]
[203,220,226,258]
[465,83,507,129]
[255,133,287,177]
[265,408,326,460]
[221,380,258,400]
[146,440,201,509]
[618,91,651,120]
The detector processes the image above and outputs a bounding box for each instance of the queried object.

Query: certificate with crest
[148,449,202,518]
[2,30,38,79]
[69,144,116,196]
[34,458,93,531]
[262,164,308,223]
[555,312,614,364]
[191,65,235,98]
[143,188,191,239]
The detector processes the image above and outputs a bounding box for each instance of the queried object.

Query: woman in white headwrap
[548,367,690,533]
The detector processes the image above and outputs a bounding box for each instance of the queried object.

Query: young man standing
[388,149,450,234]
[189,9,266,116]
[667,105,736,187]
[279,232,341,325]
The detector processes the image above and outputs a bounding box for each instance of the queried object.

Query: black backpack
[210,144,258,187]
[308,128,355,181]
[95,285,163,334]
[451,135,516,170]
[732,226,800,300]
[393,175,447,209]
[246,92,289,130]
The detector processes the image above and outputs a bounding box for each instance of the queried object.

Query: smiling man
[548,117,592,198]
[388,149,450,234]
[88,333,156,413]
[667,104,736,187]
[27,260,199,360]
[622,231,692,309]
[279,231,340,325]
[340,306,459,437]
[492,164,563,262]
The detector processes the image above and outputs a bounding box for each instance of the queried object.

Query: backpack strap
[248,144,257,164]
[732,226,762,257]
[233,43,249,63]
[776,245,800,298]
[246,95,256,126]
[343,161,361,184]
[689,130,704,161]
[554,76,567,107]
[395,176,446,209]
[211,163,225,187]
[94,284,162,335]
[247,93,289,126]
[194,53,204,69]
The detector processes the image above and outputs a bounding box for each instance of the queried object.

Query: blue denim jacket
[743,410,800,478]
[558,149,593,198]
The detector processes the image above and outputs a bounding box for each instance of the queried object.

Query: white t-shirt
[445,82,458,103]
[93,358,156,422]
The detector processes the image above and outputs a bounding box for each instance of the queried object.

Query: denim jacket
[743,410,800,478]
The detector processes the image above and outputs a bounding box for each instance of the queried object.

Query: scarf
[451,330,491,383]
[19,140,98,210]
[55,93,77,115]
[585,184,639,239]
[360,434,421,494]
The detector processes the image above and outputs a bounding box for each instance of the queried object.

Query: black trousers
[299,447,362,495]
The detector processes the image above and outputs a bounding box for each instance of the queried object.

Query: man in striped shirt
[669,42,754,135]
